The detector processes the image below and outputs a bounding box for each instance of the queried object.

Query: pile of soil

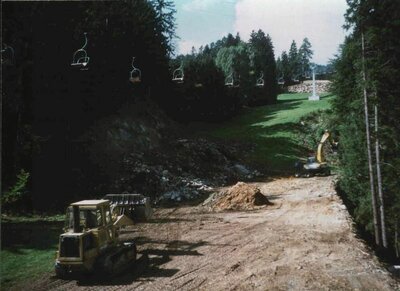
[207,182,271,211]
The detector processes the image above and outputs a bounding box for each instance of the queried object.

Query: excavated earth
[20,176,399,290]
[204,182,271,211]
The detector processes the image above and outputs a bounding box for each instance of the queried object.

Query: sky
[173,0,348,64]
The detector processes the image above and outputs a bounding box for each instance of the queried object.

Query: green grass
[1,214,64,223]
[196,92,334,173]
[1,249,57,287]
[1,217,63,289]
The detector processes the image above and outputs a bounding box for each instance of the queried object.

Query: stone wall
[287,80,332,93]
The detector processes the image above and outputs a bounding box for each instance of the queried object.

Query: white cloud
[182,0,219,12]
[234,0,348,64]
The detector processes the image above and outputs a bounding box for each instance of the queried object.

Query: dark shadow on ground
[157,193,213,208]
[75,238,207,286]
[265,194,284,201]
[1,220,63,252]
[335,184,400,267]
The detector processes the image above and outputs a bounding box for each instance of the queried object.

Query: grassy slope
[196,92,334,173]
[1,216,63,289]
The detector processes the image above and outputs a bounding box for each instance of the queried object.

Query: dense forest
[332,0,400,256]
[2,0,178,211]
[2,0,290,212]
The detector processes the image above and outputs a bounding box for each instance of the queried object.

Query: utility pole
[361,32,380,246]
[374,105,387,248]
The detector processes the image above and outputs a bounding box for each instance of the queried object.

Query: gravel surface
[20,176,399,291]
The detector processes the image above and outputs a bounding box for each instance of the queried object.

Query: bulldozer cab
[65,200,113,232]
[62,200,117,255]
[65,206,102,231]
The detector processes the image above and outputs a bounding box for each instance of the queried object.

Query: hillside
[193,92,334,172]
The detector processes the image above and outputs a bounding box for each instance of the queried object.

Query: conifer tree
[280,51,290,84]
[333,0,400,252]
[288,40,300,80]
[298,37,313,77]
[248,29,277,102]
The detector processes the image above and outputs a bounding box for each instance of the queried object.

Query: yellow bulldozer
[295,130,337,177]
[55,194,152,278]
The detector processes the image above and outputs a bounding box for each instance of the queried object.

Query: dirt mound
[209,182,270,211]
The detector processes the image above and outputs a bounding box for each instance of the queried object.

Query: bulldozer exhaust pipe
[73,205,80,233]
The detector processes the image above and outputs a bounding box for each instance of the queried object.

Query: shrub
[2,169,30,213]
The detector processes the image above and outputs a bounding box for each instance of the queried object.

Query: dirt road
[28,176,399,290]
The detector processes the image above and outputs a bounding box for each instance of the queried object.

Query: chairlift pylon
[172,62,184,83]
[256,72,264,87]
[71,32,90,70]
[129,57,141,83]
[1,44,15,66]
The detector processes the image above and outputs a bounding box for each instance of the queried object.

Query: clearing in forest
[195,92,334,172]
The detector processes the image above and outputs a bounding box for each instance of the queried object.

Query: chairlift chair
[172,62,184,83]
[71,32,90,70]
[256,72,264,87]
[225,73,234,87]
[129,57,141,83]
[1,44,15,66]
[304,72,311,79]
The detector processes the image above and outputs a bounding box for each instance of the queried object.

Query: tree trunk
[396,222,399,258]
[374,105,387,248]
[361,32,380,246]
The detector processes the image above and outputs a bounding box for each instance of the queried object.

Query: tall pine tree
[248,29,277,103]
[298,37,313,77]
[288,40,300,81]
[332,0,400,253]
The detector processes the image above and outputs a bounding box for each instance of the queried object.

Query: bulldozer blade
[104,194,153,221]
[114,214,134,228]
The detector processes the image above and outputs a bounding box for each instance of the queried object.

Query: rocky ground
[83,99,260,205]
[22,176,399,291]
[113,137,261,204]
